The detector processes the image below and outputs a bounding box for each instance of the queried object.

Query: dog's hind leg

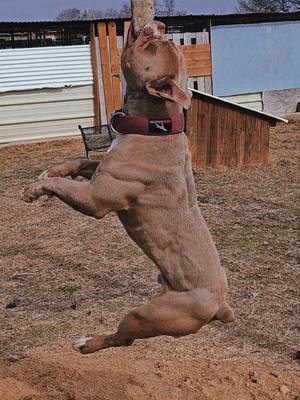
[73,288,219,354]
[213,301,235,323]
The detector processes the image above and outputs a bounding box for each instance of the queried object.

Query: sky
[0,0,239,22]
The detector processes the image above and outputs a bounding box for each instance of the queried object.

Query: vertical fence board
[218,105,227,166]
[254,117,261,164]
[187,97,199,170]
[244,114,256,164]
[95,39,107,124]
[235,113,245,165]
[123,21,131,46]
[196,99,208,168]
[98,22,114,122]
[230,110,239,166]
[226,109,238,166]
[89,24,100,126]
[108,22,122,111]
[260,120,270,164]
[201,32,212,94]
[196,33,206,92]
[210,104,220,167]
[203,101,212,167]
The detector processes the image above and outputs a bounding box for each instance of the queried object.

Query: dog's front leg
[39,159,99,180]
[22,175,143,219]
[22,178,105,218]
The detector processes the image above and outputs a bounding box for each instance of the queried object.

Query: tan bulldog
[22,20,234,354]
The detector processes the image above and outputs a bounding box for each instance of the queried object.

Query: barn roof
[0,11,299,27]
[190,89,288,126]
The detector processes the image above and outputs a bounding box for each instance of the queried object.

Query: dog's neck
[124,90,183,118]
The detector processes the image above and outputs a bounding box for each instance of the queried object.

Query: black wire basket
[78,125,115,158]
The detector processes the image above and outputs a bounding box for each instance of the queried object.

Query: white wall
[263,88,300,115]
[220,93,263,112]
[0,45,95,143]
[212,21,300,97]
[0,45,93,92]
[0,85,94,143]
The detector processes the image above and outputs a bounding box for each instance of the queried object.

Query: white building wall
[0,45,94,143]
[0,45,93,91]
[0,86,94,143]
[220,93,263,112]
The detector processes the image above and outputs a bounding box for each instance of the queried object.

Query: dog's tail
[213,301,235,323]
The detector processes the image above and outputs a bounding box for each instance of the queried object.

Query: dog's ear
[146,78,192,109]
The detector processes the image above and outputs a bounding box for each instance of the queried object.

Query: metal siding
[221,93,263,112]
[0,45,93,92]
[211,21,300,96]
[0,85,94,143]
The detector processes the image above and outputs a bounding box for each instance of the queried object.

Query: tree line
[56,0,300,21]
[236,0,300,13]
[56,0,186,21]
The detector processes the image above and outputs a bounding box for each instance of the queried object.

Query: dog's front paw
[21,181,45,203]
[38,167,62,180]
[38,162,78,180]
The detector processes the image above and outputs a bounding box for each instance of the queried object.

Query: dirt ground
[0,120,299,400]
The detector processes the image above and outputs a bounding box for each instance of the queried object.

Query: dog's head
[121,21,191,110]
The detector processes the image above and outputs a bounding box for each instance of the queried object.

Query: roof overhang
[190,89,288,126]
[0,11,299,28]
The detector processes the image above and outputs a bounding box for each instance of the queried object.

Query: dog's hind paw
[73,336,94,354]
[73,334,115,354]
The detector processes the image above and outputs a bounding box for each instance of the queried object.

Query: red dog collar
[110,111,185,136]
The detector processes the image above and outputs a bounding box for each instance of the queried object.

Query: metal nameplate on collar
[149,118,172,135]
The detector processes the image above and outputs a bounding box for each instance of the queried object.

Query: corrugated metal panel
[220,92,263,112]
[0,45,93,92]
[0,85,94,143]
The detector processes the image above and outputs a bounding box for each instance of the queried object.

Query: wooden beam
[123,21,131,46]
[181,52,211,62]
[186,97,199,170]
[180,44,211,53]
[89,23,100,126]
[97,22,114,123]
[108,22,122,111]
[187,67,212,77]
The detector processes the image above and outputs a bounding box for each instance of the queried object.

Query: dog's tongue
[131,0,155,35]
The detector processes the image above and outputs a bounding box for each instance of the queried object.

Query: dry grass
[0,121,299,400]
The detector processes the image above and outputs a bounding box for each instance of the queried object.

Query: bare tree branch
[236,0,300,13]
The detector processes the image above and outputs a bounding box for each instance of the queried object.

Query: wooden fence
[89,22,212,125]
